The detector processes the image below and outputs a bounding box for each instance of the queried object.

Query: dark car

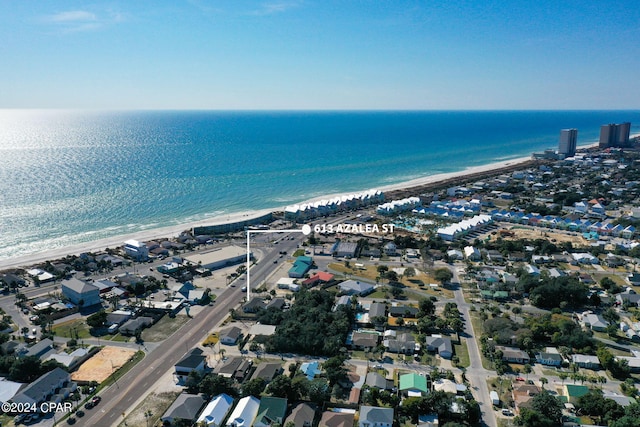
[91,396,101,405]
[84,402,94,410]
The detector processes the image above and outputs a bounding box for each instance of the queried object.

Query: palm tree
[540,377,548,389]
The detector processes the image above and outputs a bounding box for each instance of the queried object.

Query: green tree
[434,268,453,285]
[243,378,266,397]
[308,379,330,405]
[267,375,292,398]
[323,355,348,386]
[86,310,108,329]
[418,298,436,317]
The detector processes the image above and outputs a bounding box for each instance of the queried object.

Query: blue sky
[1,1,639,110]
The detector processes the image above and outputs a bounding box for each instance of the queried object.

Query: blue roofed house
[61,278,101,308]
[300,361,322,380]
[338,279,374,296]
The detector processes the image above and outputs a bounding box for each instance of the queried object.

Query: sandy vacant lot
[71,346,137,383]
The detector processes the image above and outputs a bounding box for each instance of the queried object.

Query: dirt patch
[71,346,137,383]
[497,226,586,245]
[118,391,180,427]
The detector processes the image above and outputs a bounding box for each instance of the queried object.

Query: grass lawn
[141,314,191,342]
[469,312,493,370]
[328,262,453,298]
[454,338,471,368]
[52,319,92,339]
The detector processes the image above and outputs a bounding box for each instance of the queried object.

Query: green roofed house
[493,291,509,300]
[399,373,429,397]
[254,396,288,427]
[564,384,589,404]
[288,256,313,278]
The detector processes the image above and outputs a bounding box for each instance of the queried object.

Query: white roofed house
[464,246,481,261]
[581,313,609,332]
[226,396,260,427]
[61,277,101,308]
[123,239,149,261]
[196,393,234,427]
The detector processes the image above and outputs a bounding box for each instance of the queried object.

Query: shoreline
[0,141,604,271]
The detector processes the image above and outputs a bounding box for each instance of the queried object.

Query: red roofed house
[302,272,334,287]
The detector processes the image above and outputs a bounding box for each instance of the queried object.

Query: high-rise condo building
[599,122,631,148]
[558,128,578,157]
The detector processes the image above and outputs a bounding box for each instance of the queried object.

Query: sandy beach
[0,141,603,272]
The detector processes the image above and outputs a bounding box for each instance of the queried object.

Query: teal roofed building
[254,397,288,427]
[399,373,429,397]
[288,256,313,278]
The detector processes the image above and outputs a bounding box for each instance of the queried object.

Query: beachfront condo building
[599,122,631,148]
[558,128,578,157]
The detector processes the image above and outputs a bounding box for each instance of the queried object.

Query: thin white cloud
[41,9,125,33]
[252,1,301,16]
[47,10,97,23]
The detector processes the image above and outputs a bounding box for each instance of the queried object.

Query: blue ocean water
[0,110,638,261]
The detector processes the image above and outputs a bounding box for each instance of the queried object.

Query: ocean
[0,110,638,261]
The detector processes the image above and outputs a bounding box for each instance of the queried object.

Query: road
[445,262,498,427]
[75,232,303,427]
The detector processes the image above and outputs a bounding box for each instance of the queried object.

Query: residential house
[196,393,233,427]
[10,368,76,406]
[383,332,416,354]
[512,384,540,414]
[399,373,429,397]
[351,332,380,350]
[61,278,101,307]
[302,272,334,287]
[300,361,322,381]
[226,396,261,427]
[254,396,288,427]
[572,354,601,370]
[464,246,481,261]
[581,313,609,332]
[161,393,207,426]
[496,346,530,364]
[119,316,154,336]
[284,402,315,427]
[368,302,387,319]
[432,379,467,396]
[338,280,375,296]
[216,357,252,381]
[358,406,394,427]
[174,348,208,384]
[242,298,266,313]
[250,362,282,383]
[318,411,354,427]
[425,335,453,360]
[365,372,394,391]
[21,338,55,360]
[219,326,242,345]
[616,291,640,308]
[388,305,419,318]
[535,352,563,367]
